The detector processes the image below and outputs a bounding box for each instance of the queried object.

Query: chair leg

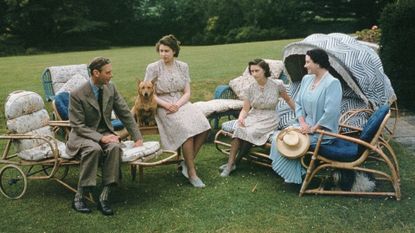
[299,155,317,197]
[130,164,137,181]
[138,166,144,183]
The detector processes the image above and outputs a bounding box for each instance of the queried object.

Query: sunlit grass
[0,40,414,232]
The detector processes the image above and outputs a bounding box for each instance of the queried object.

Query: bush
[356,26,381,43]
[0,35,25,57]
[380,0,415,110]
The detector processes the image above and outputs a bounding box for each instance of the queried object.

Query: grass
[0,39,414,233]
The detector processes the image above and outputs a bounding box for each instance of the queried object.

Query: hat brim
[276,128,310,159]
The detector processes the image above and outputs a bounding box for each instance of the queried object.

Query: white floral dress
[233,79,285,145]
[144,59,211,150]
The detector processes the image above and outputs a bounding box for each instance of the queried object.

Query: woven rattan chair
[299,105,401,200]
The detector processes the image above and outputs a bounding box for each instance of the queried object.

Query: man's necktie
[98,88,103,112]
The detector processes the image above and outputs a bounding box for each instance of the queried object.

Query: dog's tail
[332,169,376,192]
[351,171,376,192]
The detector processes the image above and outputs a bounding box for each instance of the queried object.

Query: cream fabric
[7,109,49,133]
[5,91,74,160]
[229,75,256,100]
[18,140,70,161]
[49,64,89,93]
[56,73,88,94]
[14,126,54,152]
[193,99,243,117]
[121,141,162,162]
[5,90,45,119]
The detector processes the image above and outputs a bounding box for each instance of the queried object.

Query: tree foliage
[380,0,415,110]
[0,0,393,55]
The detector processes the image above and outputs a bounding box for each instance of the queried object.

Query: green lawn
[0,40,414,233]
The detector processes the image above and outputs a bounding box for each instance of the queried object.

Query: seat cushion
[222,119,238,133]
[193,99,243,117]
[18,140,69,161]
[310,138,359,162]
[121,141,161,162]
[54,91,70,120]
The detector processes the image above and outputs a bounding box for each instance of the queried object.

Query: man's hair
[248,59,271,78]
[156,34,181,57]
[88,57,111,75]
[306,49,331,69]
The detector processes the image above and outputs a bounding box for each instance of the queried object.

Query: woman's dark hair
[248,59,271,78]
[306,49,331,69]
[88,57,111,75]
[156,34,181,57]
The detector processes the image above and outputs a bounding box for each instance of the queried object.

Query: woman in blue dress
[269,48,343,184]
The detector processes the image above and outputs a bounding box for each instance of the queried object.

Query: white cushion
[121,141,162,162]
[7,109,49,134]
[17,139,68,161]
[229,75,255,100]
[222,120,238,133]
[193,99,243,117]
[5,91,45,119]
[14,126,54,152]
[49,64,89,93]
[56,73,88,94]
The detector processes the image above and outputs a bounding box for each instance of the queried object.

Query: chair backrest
[41,64,89,101]
[53,90,125,131]
[53,91,70,120]
[358,105,390,154]
[5,91,55,160]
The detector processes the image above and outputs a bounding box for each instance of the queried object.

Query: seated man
[66,57,143,215]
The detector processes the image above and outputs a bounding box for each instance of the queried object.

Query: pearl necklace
[311,77,323,90]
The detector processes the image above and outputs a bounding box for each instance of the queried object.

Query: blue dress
[269,72,342,184]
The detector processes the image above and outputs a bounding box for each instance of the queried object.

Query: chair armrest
[314,129,373,149]
[49,120,70,127]
[214,85,237,99]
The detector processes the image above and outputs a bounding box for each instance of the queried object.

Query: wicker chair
[0,90,178,200]
[299,105,401,200]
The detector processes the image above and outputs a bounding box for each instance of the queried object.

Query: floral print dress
[144,59,211,150]
[233,79,285,146]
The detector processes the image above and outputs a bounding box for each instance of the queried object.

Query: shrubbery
[356,26,381,44]
[380,0,415,110]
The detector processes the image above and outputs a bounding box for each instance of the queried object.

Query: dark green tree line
[0,0,393,56]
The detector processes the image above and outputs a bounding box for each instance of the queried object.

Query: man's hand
[133,139,143,147]
[100,134,120,144]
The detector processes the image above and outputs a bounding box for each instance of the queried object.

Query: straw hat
[276,127,310,159]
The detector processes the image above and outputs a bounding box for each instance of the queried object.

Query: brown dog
[131,80,157,127]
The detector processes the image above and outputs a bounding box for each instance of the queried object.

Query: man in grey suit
[66,57,143,215]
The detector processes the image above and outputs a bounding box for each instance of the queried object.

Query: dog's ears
[151,79,156,85]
